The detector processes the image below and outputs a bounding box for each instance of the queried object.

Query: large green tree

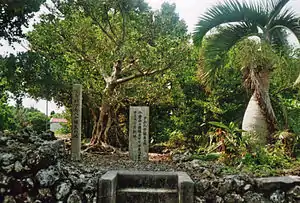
[15,1,191,147]
[193,0,300,144]
[0,0,45,42]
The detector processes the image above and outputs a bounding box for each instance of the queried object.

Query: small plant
[206,121,244,154]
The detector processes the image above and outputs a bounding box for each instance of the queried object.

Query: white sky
[3,0,300,114]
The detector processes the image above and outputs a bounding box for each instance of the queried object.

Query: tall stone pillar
[71,84,82,161]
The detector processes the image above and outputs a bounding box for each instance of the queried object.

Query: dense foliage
[0,0,45,42]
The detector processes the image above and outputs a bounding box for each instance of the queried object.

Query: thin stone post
[71,84,82,161]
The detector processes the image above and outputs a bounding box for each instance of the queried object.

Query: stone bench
[97,171,194,203]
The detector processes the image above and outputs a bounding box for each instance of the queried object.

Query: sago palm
[193,0,300,144]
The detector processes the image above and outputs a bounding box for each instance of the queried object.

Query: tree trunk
[90,86,127,148]
[242,70,277,145]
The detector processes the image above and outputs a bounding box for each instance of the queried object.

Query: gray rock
[244,184,251,192]
[287,185,300,199]
[216,196,224,203]
[0,153,15,166]
[3,196,16,203]
[84,193,96,203]
[234,178,245,189]
[195,196,206,203]
[204,186,218,200]
[67,190,82,203]
[195,179,210,195]
[38,188,52,198]
[83,177,97,193]
[0,172,9,185]
[55,180,72,200]
[2,164,14,173]
[0,187,6,194]
[0,136,9,146]
[22,178,34,191]
[171,151,192,162]
[224,193,244,203]
[218,178,233,196]
[244,191,270,203]
[202,169,215,179]
[14,161,23,173]
[191,159,201,168]
[36,166,60,187]
[270,190,285,203]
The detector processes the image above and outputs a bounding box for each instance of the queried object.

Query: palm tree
[193,0,300,144]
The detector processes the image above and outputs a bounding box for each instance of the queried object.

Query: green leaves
[193,0,268,46]
[0,0,45,42]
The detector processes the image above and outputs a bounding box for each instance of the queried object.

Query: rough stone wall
[1,131,300,203]
[194,175,300,203]
[0,131,100,203]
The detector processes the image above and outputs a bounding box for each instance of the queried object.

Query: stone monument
[129,106,149,161]
[71,84,82,161]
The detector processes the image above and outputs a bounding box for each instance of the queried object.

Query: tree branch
[104,4,117,38]
[89,9,118,45]
[115,64,171,85]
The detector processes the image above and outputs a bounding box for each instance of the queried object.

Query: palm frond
[268,0,290,22]
[193,0,268,46]
[270,9,300,44]
[270,28,290,50]
[202,23,259,82]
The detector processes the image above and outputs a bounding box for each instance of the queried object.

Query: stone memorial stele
[71,84,82,161]
[129,106,149,161]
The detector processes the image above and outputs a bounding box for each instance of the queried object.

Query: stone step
[117,171,178,189]
[117,188,178,203]
[97,171,194,203]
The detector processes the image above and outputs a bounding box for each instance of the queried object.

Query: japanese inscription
[129,106,149,161]
[71,84,82,161]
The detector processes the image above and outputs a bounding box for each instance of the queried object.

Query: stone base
[97,171,194,203]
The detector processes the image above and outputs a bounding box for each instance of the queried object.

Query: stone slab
[256,176,300,191]
[129,106,149,161]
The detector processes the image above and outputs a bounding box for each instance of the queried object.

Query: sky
[3,0,300,115]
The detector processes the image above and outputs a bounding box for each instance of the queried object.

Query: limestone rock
[2,164,14,173]
[195,179,210,195]
[270,190,285,203]
[244,184,251,192]
[243,191,270,203]
[36,166,60,187]
[195,196,206,203]
[22,178,34,191]
[14,161,23,173]
[67,190,82,203]
[55,180,72,200]
[287,185,300,199]
[0,153,15,166]
[3,196,16,203]
[218,178,233,196]
[224,193,244,203]
[38,188,53,200]
[202,169,215,179]
[216,196,224,203]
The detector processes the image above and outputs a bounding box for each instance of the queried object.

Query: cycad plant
[193,0,300,144]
